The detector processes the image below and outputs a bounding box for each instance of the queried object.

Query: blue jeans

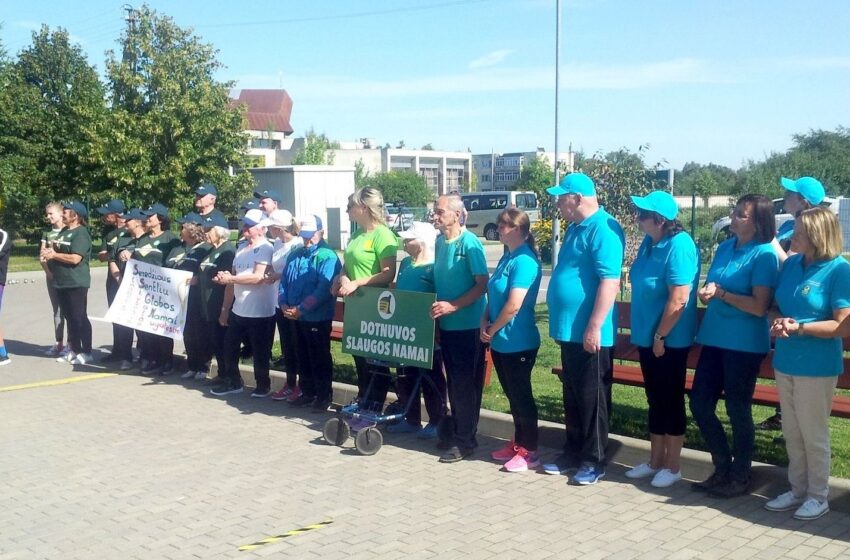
[689,345,766,482]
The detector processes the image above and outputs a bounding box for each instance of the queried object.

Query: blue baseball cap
[121,208,147,221]
[96,199,126,215]
[547,172,596,196]
[254,189,282,203]
[195,182,217,197]
[240,198,260,211]
[178,212,204,225]
[62,200,88,218]
[780,176,825,206]
[630,191,679,221]
[141,203,169,219]
[201,213,229,229]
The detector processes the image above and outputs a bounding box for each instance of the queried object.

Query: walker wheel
[354,427,383,456]
[322,417,350,446]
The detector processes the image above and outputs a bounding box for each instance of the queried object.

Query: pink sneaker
[285,386,303,403]
[271,386,294,401]
[504,447,540,473]
[490,440,517,462]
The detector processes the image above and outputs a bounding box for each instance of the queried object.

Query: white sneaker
[57,352,76,364]
[44,344,64,357]
[794,498,829,520]
[765,491,805,512]
[625,463,659,479]
[73,353,94,365]
[180,370,197,379]
[651,468,682,488]
[194,371,208,380]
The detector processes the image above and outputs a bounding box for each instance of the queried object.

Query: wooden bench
[551,301,850,418]
[329,298,494,385]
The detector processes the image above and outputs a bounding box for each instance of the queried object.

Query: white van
[459,191,540,240]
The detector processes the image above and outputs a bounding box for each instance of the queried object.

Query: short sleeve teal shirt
[629,231,701,348]
[434,230,488,331]
[487,243,541,353]
[773,254,850,376]
[547,208,624,346]
[396,256,435,294]
[695,237,779,353]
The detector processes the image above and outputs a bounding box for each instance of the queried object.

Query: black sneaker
[756,413,782,431]
[311,399,331,413]
[691,471,729,493]
[251,388,271,398]
[439,445,474,463]
[289,394,315,407]
[210,383,243,396]
[708,477,751,499]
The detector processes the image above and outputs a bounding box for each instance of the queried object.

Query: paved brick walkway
[2,270,850,559]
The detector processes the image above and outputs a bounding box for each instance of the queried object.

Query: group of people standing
[31,172,849,520]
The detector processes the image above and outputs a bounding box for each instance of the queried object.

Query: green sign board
[341,287,436,369]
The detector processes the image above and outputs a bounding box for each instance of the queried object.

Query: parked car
[710,196,839,240]
[459,191,540,240]
[384,203,415,232]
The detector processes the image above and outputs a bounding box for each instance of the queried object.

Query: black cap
[253,189,282,203]
[195,183,218,197]
[202,213,229,229]
[141,203,169,218]
[121,208,147,221]
[96,199,126,215]
[240,198,260,211]
[178,212,204,225]
[62,201,88,219]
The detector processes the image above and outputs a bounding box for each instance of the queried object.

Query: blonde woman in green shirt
[334,187,399,410]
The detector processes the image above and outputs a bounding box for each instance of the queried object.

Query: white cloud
[468,49,514,69]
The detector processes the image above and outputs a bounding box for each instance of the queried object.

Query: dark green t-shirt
[198,241,236,322]
[102,226,129,260]
[165,242,211,273]
[49,226,92,289]
[131,230,180,267]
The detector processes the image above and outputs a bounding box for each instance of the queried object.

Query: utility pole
[551,0,562,267]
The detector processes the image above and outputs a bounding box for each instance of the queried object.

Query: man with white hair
[430,194,489,463]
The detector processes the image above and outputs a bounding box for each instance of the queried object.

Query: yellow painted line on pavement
[0,373,118,393]
[238,520,333,552]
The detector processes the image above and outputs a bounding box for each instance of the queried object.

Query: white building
[472,149,575,191]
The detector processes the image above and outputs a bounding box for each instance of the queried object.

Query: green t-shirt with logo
[198,241,236,321]
[131,230,180,267]
[49,226,92,289]
[102,226,129,260]
[342,225,398,282]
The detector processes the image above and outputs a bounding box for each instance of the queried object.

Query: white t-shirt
[232,238,276,318]
[270,237,304,309]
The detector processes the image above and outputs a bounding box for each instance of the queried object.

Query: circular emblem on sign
[377,290,396,320]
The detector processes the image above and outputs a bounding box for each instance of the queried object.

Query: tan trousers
[775,370,837,502]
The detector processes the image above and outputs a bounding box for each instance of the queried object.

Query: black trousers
[105,275,121,354]
[183,292,207,372]
[55,287,92,354]
[558,342,614,466]
[440,328,486,449]
[222,313,274,391]
[277,310,300,387]
[354,355,391,411]
[492,348,540,451]
[203,318,227,377]
[396,348,447,426]
[638,345,689,436]
[294,320,333,402]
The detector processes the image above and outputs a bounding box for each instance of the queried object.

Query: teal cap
[631,191,679,220]
[780,176,825,206]
[546,172,596,196]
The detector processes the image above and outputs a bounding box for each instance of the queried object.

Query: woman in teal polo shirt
[482,208,542,473]
[689,194,779,498]
[763,207,850,521]
[625,191,700,488]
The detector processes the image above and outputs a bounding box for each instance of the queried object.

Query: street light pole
[551,0,562,267]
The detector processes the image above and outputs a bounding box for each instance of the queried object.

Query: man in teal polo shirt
[431,194,489,463]
[543,172,625,485]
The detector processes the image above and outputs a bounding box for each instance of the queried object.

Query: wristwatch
[653,332,666,342]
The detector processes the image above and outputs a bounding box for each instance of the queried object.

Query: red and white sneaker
[285,386,303,403]
[271,386,294,401]
[490,440,517,463]
[504,447,540,473]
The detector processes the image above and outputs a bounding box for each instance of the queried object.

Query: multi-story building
[233,89,296,168]
[472,149,575,192]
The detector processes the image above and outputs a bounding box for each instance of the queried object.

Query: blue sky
[3,0,849,169]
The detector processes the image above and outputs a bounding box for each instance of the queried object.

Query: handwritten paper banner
[104,259,193,340]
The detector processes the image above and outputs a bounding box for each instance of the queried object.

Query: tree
[291,128,337,165]
[104,5,252,215]
[421,143,434,150]
[354,159,369,189]
[513,155,555,215]
[362,170,431,207]
[0,26,108,238]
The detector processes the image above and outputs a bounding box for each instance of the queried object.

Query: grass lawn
[318,305,850,479]
[9,241,108,273]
